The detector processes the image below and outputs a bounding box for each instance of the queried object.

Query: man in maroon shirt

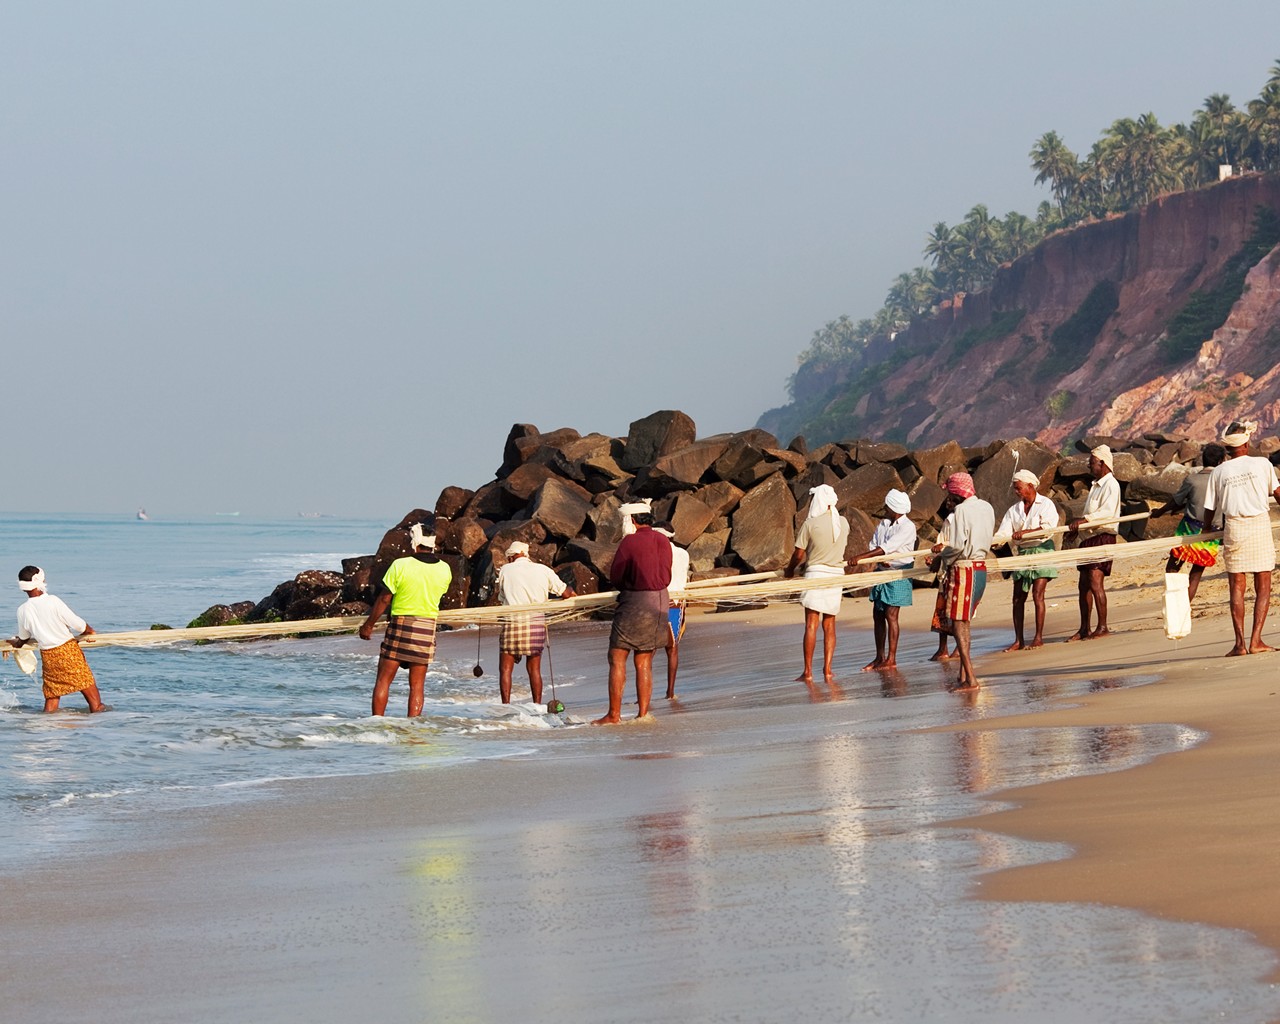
[593,500,672,724]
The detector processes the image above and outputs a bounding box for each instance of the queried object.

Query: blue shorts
[667,606,686,645]
[869,578,913,610]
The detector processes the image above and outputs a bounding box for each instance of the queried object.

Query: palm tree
[1030,131,1080,214]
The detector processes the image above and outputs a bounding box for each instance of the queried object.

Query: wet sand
[3,567,1280,1021]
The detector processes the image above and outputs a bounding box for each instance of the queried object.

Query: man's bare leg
[664,634,678,699]
[1004,587,1027,651]
[930,632,954,661]
[1187,564,1205,603]
[1249,571,1274,653]
[526,654,544,704]
[820,614,837,683]
[42,696,60,713]
[951,620,979,690]
[796,609,820,681]
[81,684,107,712]
[370,656,400,716]
[1068,573,1093,641]
[1087,568,1110,637]
[1226,572,1249,655]
[593,648,629,724]
[634,651,655,718]
[865,608,888,670]
[1029,578,1049,647]
[498,651,517,703]
[407,664,427,718]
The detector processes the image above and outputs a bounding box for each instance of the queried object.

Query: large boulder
[246,580,295,622]
[712,439,784,490]
[693,481,745,517]
[497,424,541,478]
[687,529,730,574]
[529,477,593,540]
[1110,451,1144,484]
[832,461,904,515]
[436,516,490,559]
[579,452,632,493]
[620,410,697,471]
[341,556,375,603]
[972,438,1059,512]
[501,462,559,506]
[1126,464,1191,502]
[667,493,716,546]
[910,441,968,486]
[434,486,474,521]
[285,570,345,619]
[790,462,840,505]
[636,438,732,494]
[562,538,617,581]
[856,441,909,466]
[438,554,470,611]
[904,478,947,528]
[729,473,797,572]
[462,481,510,520]
[586,494,626,544]
[555,561,600,596]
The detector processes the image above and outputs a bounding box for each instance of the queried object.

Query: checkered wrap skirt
[380,615,438,666]
[499,613,548,657]
[1223,512,1276,574]
[40,639,96,699]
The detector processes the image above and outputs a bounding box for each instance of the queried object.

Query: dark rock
[285,587,342,621]
[502,462,559,506]
[334,602,372,618]
[580,452,631,492]
[586,495,626,545]
[971,438,1059,511]
[832,461,904,515]
[910,441,967,485]
[498,423,541,477]
[790,463,840,505]
[555,561,600,596]
[246,580,295,622]
[1076,434,1130,454]
[437,517,490,559]
[1110,451,1144,484]
[668,493,716,547]
[1125,464,1191,502]
[620,411,698,471]
[693,481,745,517]
[856,441,909,465]
[434,486,474,521]
[562,538,617,581]
[842,507,877,562]
[635,438,732,494]
[687,529,730,573]
[341,556,375,603]
[1177,440,1204,464]
[787,435,808,456]
[529,477,593,540]
[187,602,256,628]
[728,473,797,572]
[762,448,808,476]
[904,478,947,527]
[1153,442,1182,468]
[1056,455,1092,479]
[712,439,784,490]
[1143,431,1187,445]
[462,481,509,520]
[439,554,469,611]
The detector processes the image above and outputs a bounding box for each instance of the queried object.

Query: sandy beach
[3,561,1280,1023]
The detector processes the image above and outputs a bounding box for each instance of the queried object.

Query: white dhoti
[1223,513,1276,574]
[800,564,845,616]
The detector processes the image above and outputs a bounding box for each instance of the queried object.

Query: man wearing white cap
[359,522,453,716]
[850,489,916,671]
[785,484,851,684]
[1066,446,1121,641]
[997,470,1060,650]
[594,499,672,724]
[496,541,576,704]
[1203,421,1280,656]
[10,566,108,713]
[652,520,690,699]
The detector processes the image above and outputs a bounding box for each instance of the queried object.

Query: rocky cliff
[759,173,1280,448]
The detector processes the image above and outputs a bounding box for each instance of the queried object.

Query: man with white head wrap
[495,541,577,705]
[1203,421,1280,656]
[594,500,672,724]
[652,521,690,700]
[359,522,453,716]
[10,566,108,713]
[996,469,1060,650]
[849,488,917,671]
[1065,446,1122,641]
[784,484,851,684]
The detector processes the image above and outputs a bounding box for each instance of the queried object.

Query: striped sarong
[931,561,986,634]
[40,640,96,699]
[609,589,669,652]
[380,615,438,666]
[1169,516,1219,568]
[1223,512,1276,574]
[499,613,548,657]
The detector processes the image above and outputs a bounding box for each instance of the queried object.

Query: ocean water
[2,512,1279,1022]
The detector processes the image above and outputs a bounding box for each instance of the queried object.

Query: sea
[2,511,1278,1023]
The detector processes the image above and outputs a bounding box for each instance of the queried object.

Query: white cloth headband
[18,569,45,593]
[1222,421,1257,447]
[884,488,910,515]
[1012,469,1040,487]
[1090,445,1114,469]
[618,501,652,516]
[408,523,437,550]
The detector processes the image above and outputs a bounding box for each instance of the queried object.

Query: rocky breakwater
[189,412,1280,628]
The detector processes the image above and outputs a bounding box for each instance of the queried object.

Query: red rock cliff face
[847,173,1280,448]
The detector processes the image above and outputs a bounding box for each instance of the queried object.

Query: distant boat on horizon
[297,512,336,519]
[214,511,241,517]
[136,508,149,521]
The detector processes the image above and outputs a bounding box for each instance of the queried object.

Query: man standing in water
[10,566,108,713]
[785,484,851,684]
[359,523,452,716]
[652,520,690,699]
[850,488,916,671]
[496,540,575,704]
[928,473,995,692]
[1202,421,1280,657]
[594,500,671,724]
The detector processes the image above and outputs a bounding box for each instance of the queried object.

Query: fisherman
[1066,445,1121,641]
[9,566,108,713]
[928,472,995,691]
[1202,422,1280,656]
[785,484,851,684]
[996,469,1060,650]
[1155,443,1225,602]
[850,488,916,671]
[652,520,690,699]
[358,522,453,717]
[593,500,672,724]
[495,540,576,705]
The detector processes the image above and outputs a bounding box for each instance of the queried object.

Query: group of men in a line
[12,423,1278,716]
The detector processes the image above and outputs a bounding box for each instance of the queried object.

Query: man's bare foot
[949,679,980,692]
[929,651,954,662]
[1027,639,1044,649]
[1089,627,1111,639]
[823,672,835,684]
[1225,646,1250,657]
[862,658,885,672]
[1002,641,1024,652]
[591,713,622,725]
[795,673,813,683]
[1249,642,1276,654]
[1066,631,1087,642]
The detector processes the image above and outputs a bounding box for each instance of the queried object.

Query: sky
[3,1,1277,518]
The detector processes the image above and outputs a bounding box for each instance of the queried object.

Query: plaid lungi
[499,613,548,657]
[380,615,438,666]
[1169,515,1220,568]
[1223,512,1276,574]
[40,639,96,699]
[931,562,986,634]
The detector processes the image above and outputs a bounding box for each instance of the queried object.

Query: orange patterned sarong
[40,640,96,699]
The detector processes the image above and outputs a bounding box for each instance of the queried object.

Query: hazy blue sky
[3,2,1276,518]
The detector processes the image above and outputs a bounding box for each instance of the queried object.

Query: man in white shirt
[997,469,1060,650]
[496,541,576,704]
[1066,445,1121,641]
[10,566,108,713]
[1202,421,1280,656]
[850,489,917,671]
[928,473,995,691]
[653,522,691,699]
